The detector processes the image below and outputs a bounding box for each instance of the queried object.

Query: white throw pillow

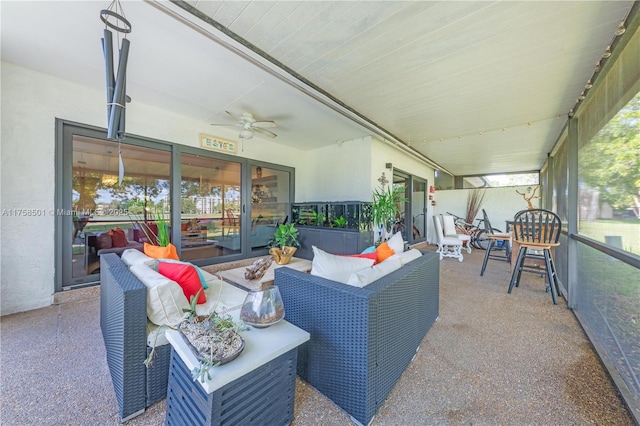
[347,256,403,287]
[311,246,375,284]
[121,249,155,268]
[130,264,189,327]
[391,249,422,265]
[387,231,405,254]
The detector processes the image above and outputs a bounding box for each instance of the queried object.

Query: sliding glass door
[392,169,428,246]
[249,165,291,252]
[410,178,428,244]
[65,131,171,287]
[180,153,242,260]
[57,120,295,290]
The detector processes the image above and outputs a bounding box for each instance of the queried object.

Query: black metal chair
[508,208,562,304]
[480,209,511,276]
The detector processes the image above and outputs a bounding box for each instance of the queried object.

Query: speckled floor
[0,247,634,425]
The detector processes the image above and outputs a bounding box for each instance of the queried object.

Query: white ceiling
[1,1,634,177]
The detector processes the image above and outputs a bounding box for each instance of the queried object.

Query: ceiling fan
[211,111,277,139]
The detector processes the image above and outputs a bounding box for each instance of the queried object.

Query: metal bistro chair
[480,209,511,276]
[508,209,562,304]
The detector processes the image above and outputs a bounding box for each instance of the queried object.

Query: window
[578,91,640,255]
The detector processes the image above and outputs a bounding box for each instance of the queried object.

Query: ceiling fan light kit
[239,128,254,140]
[211,110,278,140]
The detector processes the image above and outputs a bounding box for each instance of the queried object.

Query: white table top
[166,309,309,394]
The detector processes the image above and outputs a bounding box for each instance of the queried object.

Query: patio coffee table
[165,310,310,425]
[218,257,312,291]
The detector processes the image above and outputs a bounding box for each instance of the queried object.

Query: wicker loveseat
[100,253,170,421]
[99,252,246,421]
[275,251,440,426]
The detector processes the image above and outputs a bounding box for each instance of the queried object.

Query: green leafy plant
[269,223,300,248]
[332,215,347,228]
[370,181,407,233]
[130,208,170,246]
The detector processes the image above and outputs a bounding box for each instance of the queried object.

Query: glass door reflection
[181,153,241,260]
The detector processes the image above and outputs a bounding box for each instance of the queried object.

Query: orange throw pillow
[144,243,179,260]
[375,242,395,263]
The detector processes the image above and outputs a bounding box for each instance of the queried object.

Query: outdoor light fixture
[239,128,254,140]
[614,22,626,36]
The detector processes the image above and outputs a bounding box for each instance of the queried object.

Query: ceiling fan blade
[253,120,277,128]
[210,122,241,127]
[254,127,277,138]
[225,110,242,121]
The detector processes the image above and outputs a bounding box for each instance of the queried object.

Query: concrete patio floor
[0,246,634,425]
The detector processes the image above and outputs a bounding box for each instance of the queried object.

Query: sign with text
[200,133,237,154]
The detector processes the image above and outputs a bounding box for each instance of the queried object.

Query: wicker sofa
[99,252,246,421]
[100,253,171,421]
[100,253,171,422]
[275,251,440,426]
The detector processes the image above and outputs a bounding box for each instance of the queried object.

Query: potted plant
[370,173,407,241]
[179,289,248,383]
[332,215,347,228]
[268,223,300,265]
[131,209,179,260]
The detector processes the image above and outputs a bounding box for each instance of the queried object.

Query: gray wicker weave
[100,253,171,421]
[275,251,440,426]
[165,348,299,426]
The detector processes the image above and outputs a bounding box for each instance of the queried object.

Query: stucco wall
[432,186,541,243]
[299,137,372,202]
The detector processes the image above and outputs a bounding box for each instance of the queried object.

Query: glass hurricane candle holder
[240,286,285,328]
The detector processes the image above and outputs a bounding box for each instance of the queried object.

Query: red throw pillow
[340,252,378,264]
[109,228,128,248]
[158,262,206,304]
[375,242,395,263]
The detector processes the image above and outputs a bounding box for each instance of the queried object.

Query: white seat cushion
[347,256,403,287]
[442,236,463,245]
[389,249,422,265]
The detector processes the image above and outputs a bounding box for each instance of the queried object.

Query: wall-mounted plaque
[200,133,237,154]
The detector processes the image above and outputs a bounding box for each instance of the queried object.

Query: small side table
[165,319,309,426]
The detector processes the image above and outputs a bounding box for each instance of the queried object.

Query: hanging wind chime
[100,0,131,185]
